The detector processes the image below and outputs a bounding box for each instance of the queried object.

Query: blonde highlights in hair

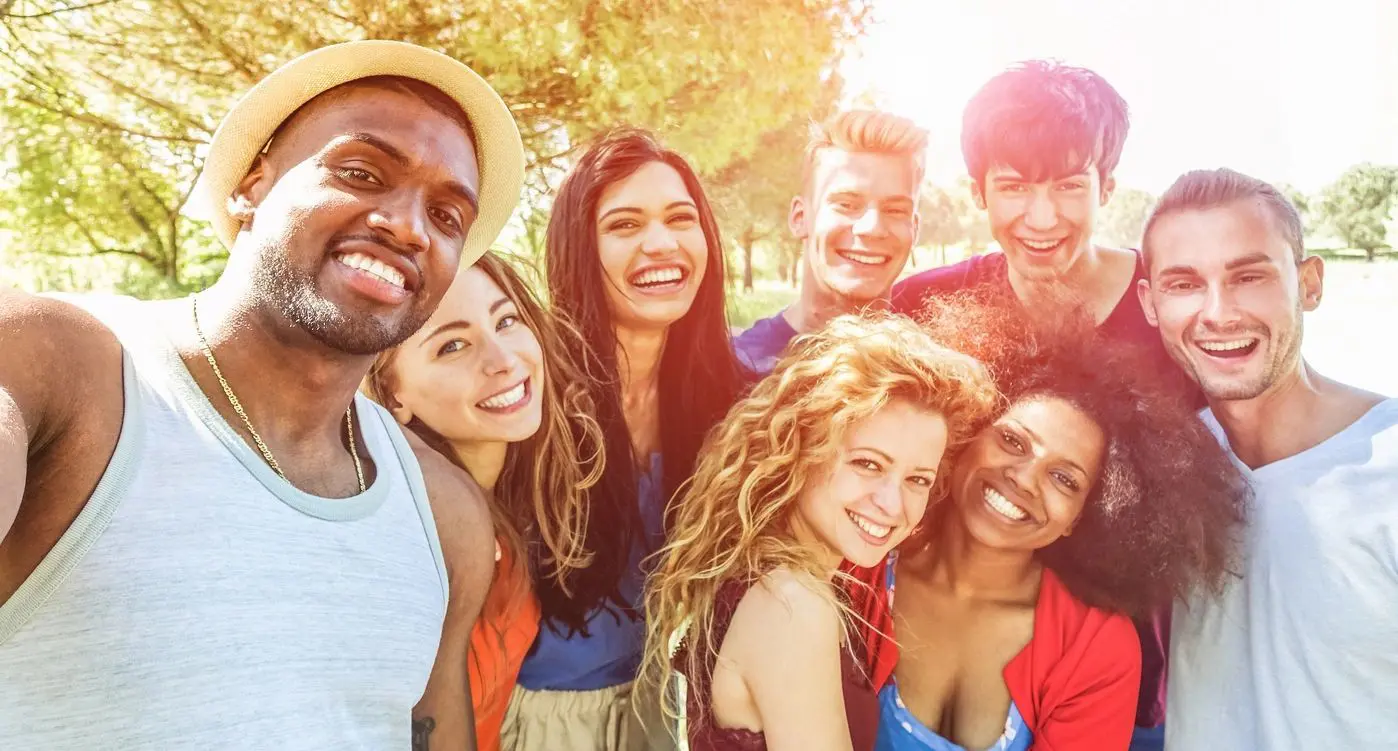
[641,313,997,728]
[802,109,930,192]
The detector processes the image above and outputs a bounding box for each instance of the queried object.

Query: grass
[727,281,798,329]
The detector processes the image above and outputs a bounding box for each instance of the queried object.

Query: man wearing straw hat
[0,40,524,749]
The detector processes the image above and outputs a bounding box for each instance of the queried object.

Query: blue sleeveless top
[515,453,667,691]
[873,554,1033,751]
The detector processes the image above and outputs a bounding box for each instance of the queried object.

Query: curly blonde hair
[640,312,997,726]
[362,252,605,697]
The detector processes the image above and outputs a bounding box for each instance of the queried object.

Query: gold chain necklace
[191,296,365,493]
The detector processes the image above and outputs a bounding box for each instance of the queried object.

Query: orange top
[468,546,541,751]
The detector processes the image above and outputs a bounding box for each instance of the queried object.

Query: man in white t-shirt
[1137,167,1398,750]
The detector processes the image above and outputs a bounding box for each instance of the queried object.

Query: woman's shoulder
[727,569,843,650]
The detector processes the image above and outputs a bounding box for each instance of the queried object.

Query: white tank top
[0,297,449,749]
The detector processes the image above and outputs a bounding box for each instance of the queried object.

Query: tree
[0,0,872,294]
[707,120,805,292]
[1276,182,1311,223]
[1096,187,1156,248]
[916,183,963,266]
[1317,163,1398,262]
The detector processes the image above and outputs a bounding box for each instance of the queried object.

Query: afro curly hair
[913,284,1250,617]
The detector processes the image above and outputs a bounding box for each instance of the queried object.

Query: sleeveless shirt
[0,297,450,749]
[675,578,880,751]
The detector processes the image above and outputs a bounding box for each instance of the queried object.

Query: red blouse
[849,561,1142,751]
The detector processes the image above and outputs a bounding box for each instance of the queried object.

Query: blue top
[515,453,667,691]
[874,554,1033,751]
[732,311,799,375]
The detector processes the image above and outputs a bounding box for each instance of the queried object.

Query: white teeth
[840,250,888,266]
[631,267,684,287]
[338,252,406,289]
[847,511,892,540]
[1197,339,1256,352]
[984,488,1029,522]
[1019,238,1064,250]
[478,381,527,410]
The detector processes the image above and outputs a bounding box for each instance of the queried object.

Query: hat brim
[183,40,524,267]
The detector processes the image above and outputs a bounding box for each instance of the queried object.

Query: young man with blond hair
[732,108,927,373]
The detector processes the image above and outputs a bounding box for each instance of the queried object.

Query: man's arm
[408,432,496,751]
[0,287,116,545]
[0,385,26,542]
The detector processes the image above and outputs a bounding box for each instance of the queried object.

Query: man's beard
[253,250,431,356]
[1192,306,1305,402]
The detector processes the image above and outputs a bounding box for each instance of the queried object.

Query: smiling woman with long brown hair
[506,129,749,750]
[362,251,603,751]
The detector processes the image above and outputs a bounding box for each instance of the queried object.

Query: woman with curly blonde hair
[641,313,998,751]
[362,251,604,751]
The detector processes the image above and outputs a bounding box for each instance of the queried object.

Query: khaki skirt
[499,679,678,751]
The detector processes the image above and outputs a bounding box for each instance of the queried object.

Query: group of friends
[1,38,1394,751]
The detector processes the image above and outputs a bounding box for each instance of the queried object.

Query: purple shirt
[732,311,800,375]
[894,251,1196,729]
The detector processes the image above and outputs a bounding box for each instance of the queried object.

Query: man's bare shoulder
[403,430,494,598]
[0,287,123,416]
[404,431,491,534]
[0,287,123,350]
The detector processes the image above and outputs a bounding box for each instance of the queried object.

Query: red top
[468,546,540,751]
[850,560,1142,751]
[891,250,1192,727]
[677,578,880,751]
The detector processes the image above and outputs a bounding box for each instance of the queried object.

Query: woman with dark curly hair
[862,288,1249,751]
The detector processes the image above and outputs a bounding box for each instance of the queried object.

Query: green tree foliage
[708,123,805,292]
[706,72,844,293]
[0,0,871,294]
[1276,182,1311,223]
[1317,163,1398,262]
[915,177,990,263]
[1095,186,1155,249]
[916,182,961,266]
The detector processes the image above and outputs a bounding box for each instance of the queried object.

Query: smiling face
[593,160,709,331]
[231,81,480,355]
[794,149,920,304]
[384,266,545,446]
[1140,198,1322,403]
[950,397,1105,552]
[973,163,1114,281]
[793,400,949,568]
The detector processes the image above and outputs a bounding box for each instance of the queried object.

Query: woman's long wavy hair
[543,128,749,633]
[362,251,605,692]
[640,313,999,726]
[914,285,1250,617]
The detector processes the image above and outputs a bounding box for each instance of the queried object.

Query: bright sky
[843,0,1398,195]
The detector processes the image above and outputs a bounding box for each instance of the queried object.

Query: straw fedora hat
[183,39,524,266]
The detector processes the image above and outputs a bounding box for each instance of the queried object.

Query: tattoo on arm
[412,717,436,750]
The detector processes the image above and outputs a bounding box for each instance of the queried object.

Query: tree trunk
[742,241,754,292]
[1366,246,1377,262]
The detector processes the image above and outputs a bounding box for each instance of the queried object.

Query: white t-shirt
[1167,399,1398,750]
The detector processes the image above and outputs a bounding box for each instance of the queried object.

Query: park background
[2,0,1395,394]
